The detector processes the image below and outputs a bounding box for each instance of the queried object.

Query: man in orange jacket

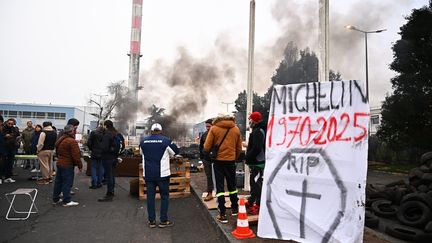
[204,112,242,224]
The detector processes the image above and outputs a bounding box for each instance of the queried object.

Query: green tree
[377,3,432,161]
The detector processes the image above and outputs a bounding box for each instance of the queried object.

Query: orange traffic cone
[231,198,255,239]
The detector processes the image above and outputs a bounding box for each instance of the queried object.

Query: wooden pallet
[139,158,191,200]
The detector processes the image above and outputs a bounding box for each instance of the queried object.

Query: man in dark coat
[1,118,20,183]
[0,115,6,184]
[245,112,266,215]
[199,118,214,201]
[87,123,105,189]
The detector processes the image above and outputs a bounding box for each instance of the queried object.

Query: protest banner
[258,80,369,243]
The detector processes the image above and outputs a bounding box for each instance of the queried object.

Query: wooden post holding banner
[258,80,369,242]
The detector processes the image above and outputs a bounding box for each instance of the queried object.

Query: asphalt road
[0,165,225,243]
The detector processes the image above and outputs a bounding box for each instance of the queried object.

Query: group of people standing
[1,111,266,227]
[86,120,125,202]
[199,111,266,224]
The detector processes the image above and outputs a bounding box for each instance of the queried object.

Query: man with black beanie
[57,118,80,138]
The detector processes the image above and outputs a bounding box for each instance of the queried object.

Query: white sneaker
[4,178,16,183]
[63,201,79,207]
[31,169,40,173]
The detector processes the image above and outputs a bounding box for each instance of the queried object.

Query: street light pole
[91,93,108,124]
[345,25,386,102]
[221,102,234,112]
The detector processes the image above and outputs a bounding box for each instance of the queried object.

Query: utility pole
[244,0,256,191]
[318,0,329,82]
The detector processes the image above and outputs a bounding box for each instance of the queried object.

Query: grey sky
[0,0,428,122]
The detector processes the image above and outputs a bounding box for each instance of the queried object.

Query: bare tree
[89,80,128,124]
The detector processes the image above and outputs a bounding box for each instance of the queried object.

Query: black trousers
[248,166,263,205]
[213,161,238,215]
[203,159,214,192]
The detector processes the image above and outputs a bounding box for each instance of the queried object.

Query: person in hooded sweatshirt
[244,111,266,215]
[204,112,242,224]
[36,121,57,185]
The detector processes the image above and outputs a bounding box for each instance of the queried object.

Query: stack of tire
[365,152,432,242]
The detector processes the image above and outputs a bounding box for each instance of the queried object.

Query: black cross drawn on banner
[286,179,322,239]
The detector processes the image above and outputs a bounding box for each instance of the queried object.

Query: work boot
[204,192,213,201]
[216,214,228,224]
[98,194,113,202]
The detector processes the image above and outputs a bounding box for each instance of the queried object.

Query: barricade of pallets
[139,157,191,200]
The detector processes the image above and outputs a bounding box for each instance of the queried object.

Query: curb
[190,180,239,243]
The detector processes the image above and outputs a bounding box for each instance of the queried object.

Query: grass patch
[368,163,418,174]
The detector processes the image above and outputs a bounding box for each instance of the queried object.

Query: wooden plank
[201,192,231,209]
[138,158,191,200]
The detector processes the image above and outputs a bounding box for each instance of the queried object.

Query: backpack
[110,133,125,155]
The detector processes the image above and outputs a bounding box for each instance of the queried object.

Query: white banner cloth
[258,80,369,243]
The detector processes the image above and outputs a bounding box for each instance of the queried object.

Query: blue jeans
[146,178,170,222]
[53,166,75,203]
[91,159,104,186]
[102,159,114,195]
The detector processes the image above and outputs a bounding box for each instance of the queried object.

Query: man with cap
[1,118,20,183]
[140,123,179,228]
[53,124,83,207]
[199,118,215,201]
[245,111,266,215]
[204,112,242,224]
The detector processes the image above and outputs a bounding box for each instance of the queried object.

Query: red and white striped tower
[128,0,143,135]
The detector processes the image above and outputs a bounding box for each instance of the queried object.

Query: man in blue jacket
[140,123,179,228]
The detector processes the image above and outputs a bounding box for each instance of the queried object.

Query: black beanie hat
[67,118,80,126]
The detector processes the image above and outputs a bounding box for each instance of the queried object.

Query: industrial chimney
[127,0,143,135]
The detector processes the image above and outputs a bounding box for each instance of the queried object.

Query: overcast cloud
[0,0,428,122]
